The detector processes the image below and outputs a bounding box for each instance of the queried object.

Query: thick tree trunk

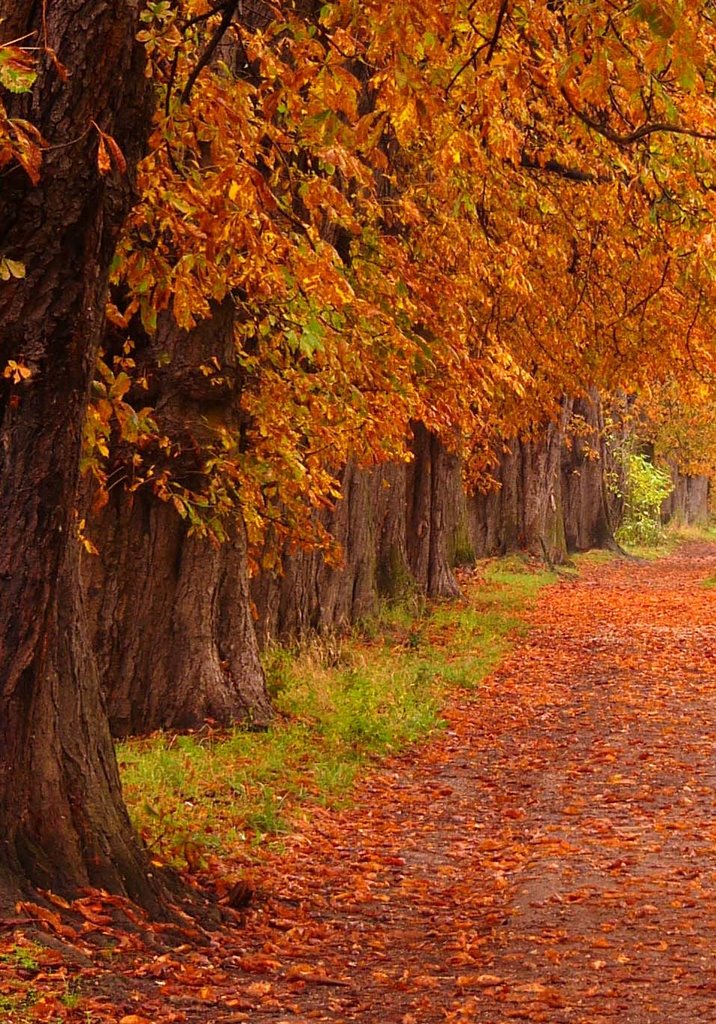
[374,463,414,601]
[85,497,271,737]
[0,2,161,907]
[469,408,570,565]
[85,302,271,736]
[661,463,711,526]
[406,423,462,598]
[520,408,570,565]
[561,390,616,551]
[253,460,412,641]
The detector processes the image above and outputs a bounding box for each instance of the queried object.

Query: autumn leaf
[0,44,37,92]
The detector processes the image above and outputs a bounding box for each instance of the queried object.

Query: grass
[623,520,716,560]
[116,557,555,868]
[0,945,40,972]
[0,942,97,1024]
[0,944,41,1023]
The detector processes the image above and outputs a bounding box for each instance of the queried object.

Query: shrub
[614,452,673,546]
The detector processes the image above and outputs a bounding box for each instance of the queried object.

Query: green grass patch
[0,944,39,1023]
[118,558,556,868]
[624,520,716,560]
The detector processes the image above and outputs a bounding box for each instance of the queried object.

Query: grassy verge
[117,558,558,869]
[625,521,716,561]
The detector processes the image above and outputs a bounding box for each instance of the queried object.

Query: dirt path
[9,543,716,1023]
[211,542,716,1024]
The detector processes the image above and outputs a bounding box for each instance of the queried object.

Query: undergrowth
[628,520,716,560]
[117,558,555,868]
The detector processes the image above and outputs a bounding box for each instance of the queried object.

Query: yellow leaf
[96,134,110,176]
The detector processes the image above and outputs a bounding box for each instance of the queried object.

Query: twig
[181,0,240,104]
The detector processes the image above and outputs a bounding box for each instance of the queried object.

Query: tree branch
[181,0,239,105]
[485,0,510,64]
[520,152,612,184]
[562,86,716,145]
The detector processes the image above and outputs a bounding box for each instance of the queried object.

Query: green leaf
[299,317,324,357]
[631,1,676,39]
[0,47,37,93]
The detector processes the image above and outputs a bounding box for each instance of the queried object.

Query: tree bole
[0,0,163,910]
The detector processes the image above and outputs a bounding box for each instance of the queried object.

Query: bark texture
[468,407,570,565]
[406,423,462,598]
[561,391,617,552]
[661,464,710,526]
[85,498,270,737]
[253,460,412,642]
[253,424,467,639]
[0,2,161,908]
[85,303,271,736]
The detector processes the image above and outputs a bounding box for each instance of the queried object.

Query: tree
[84,302,272,737]
[0,1,162,908]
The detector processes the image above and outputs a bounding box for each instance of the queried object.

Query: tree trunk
[469,408,570,565]
[661,462,711,526]
[253,460,413,641]
[85,302,271,736]
[406,423,462,598]
[561,390,616,551]
[0,2,162,908]
[85,497,271,737]
[519,408,569,565]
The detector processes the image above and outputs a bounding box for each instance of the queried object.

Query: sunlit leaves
[99,0,716,545]
[0,257,25,280]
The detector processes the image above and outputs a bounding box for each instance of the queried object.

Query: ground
[4,541,716,1022]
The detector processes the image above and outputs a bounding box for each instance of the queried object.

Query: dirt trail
[10,544,716,1023]
[212,542,716,1024]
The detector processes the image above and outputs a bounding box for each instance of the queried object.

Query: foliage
[118,559,555,863]
[614,451,673,546]
[632,377,716,478]
[0,36,42,180]
[81,0,716,554]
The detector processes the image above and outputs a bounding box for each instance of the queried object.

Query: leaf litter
[4,542,716,1022]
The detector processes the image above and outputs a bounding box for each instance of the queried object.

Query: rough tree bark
[406,423,462,597]
[84,302,271,736]
[468,407,570,565]
[253,460,413,642]
[561,390,617,551]
[519,408,570,565]
[661,462,710,526]
[85,499,270,737]
[0,2,163,909]
[253,424,463,640]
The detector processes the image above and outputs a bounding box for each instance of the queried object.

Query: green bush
[615,452,673,546]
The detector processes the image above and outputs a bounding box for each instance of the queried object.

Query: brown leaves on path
[5,543,716,1023]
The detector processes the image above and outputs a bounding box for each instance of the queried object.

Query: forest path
[209,541,716,1024]
[19,543,716,1023]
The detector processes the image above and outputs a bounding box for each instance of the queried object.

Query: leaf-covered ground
[4,542,716,1023]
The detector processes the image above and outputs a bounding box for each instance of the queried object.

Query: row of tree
[1,0,715,913]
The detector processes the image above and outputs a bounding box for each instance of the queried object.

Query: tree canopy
[83,0,716,552]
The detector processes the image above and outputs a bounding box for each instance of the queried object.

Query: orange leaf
[96,134,110,176]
